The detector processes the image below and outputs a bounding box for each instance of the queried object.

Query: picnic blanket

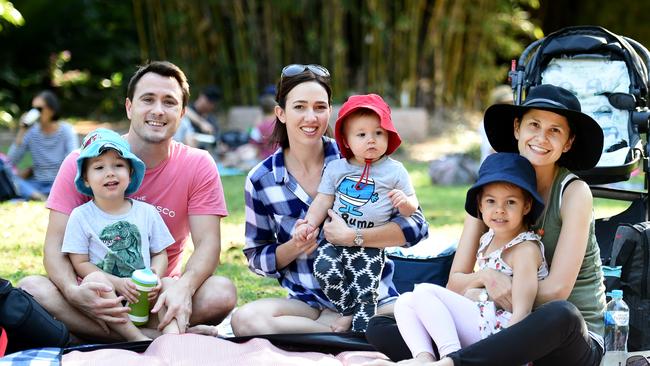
[61,334,388,365]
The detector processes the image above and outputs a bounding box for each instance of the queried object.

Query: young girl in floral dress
[393,152,549,363]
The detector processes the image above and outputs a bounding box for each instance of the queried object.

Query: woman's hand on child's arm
[509,241,542,325]
[480,269,514,312]
[388,189,418,217]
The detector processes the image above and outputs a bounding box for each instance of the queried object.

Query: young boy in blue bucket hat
[392,152,550,363]
[61,128,177,341]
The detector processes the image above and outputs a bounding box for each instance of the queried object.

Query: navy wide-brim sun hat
[465,152,545,223]
[484,84,603,171]
[75,128,146,197]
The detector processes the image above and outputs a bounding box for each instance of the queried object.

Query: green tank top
[530,167,606,337]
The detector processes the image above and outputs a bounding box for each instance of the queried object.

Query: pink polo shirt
[47,141,228,277]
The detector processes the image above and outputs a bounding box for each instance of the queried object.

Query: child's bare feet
[331,315,353,332]
[187,324,220,337]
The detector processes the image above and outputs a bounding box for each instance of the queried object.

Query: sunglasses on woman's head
[281,64,330,79]
[628,355,650,366]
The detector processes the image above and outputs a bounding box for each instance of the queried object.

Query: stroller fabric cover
[513,25,650,184]
[542,58,632,167]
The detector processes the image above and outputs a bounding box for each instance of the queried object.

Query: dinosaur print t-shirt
[48,141,228,277]
[62,199,174,278]
[318,156,414,229]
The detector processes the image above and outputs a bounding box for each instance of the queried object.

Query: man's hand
[65,282,130,334]
[151,280,193,333]
[480,268,514,312]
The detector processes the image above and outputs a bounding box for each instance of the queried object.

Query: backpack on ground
[0,278,69,354]
[607,222,650,351]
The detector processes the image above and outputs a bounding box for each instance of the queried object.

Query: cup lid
[131,268,158,285]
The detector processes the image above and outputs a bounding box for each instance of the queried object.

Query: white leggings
[394,283,483,359]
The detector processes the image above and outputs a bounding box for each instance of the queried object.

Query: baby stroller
[509,25,650,248]
[509,25,650,350]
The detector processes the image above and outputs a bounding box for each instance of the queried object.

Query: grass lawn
[0,160,636,306]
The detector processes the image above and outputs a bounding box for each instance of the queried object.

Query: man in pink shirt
[18,61,237,341]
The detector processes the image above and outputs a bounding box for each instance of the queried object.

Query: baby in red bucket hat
[295,93,420,332]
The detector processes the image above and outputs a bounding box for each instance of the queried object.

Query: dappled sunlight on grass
[0,201,49,282]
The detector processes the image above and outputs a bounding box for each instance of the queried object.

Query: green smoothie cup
[128,268,158,326]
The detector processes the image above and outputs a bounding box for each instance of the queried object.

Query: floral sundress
[475,230,549,339]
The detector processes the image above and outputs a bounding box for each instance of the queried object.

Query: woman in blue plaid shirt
[231,64,429,336]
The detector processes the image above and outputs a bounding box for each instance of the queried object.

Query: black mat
[63,332,375,355]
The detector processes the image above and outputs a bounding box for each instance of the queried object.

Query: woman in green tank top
[365,84,606,366]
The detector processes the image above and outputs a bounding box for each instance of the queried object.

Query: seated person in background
[249,94,279,160]
[62,128,176,340]
[9,90,79,200]
[173,85,221,149]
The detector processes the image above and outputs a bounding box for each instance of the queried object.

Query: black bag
[388,251,455,294]
[0,278,69,354]
[608,222,650,351]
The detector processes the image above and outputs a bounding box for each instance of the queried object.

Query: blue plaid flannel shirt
[244,137,429,309]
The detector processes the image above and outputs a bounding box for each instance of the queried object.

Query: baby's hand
[387,189,407,209]
[114,277,140,304]
[148,276,162,304]
[295,221,315,241]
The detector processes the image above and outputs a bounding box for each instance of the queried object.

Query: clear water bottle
[603,290,629,366]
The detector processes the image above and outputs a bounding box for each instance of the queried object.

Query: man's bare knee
[192,276,237,324]
[17,275,58,301]
[83,271,110,285]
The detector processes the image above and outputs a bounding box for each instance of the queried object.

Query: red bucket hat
[334,94,401,159]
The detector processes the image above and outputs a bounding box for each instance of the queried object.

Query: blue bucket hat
[465,152,545,222]
[75,128,145,197]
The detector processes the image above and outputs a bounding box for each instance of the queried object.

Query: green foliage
[220,174,246,223]
[132,0,540,111]
[0,0,24,30]
[218,246,287,305]
[0,0,140,123]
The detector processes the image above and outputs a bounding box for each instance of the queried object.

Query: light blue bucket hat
[75,128,145,197]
